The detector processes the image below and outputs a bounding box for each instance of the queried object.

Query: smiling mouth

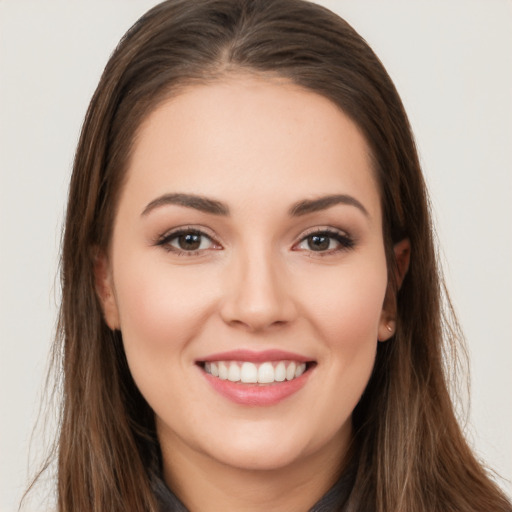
[198,360,316,385]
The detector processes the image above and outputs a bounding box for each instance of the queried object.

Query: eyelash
[294,228,355,256]
[155,227,220,256]
[155,227,355,256]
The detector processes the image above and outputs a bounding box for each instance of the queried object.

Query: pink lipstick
[197,349,315,406]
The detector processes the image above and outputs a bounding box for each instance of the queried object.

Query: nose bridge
[221,240,295,330]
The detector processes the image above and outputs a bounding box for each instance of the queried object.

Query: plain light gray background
[1,1,511,510]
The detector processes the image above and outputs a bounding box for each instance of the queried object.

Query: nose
[219,247,297,332]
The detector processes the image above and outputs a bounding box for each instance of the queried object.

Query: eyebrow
[141,193,229,216]
[141,192,369,218]
[289,194,369,217]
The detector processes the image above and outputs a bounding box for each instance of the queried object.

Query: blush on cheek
[311,266,387,346]
[115,255,216,341]
[120,289,201,351]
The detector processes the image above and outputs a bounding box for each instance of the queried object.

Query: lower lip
[202,368,312,406]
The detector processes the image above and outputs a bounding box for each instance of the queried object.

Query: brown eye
[307,234,331,251]
[176,233,202,251]
[160,229,217,253]
[295,229,355,254]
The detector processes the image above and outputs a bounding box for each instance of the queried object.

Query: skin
[96,74,409,512]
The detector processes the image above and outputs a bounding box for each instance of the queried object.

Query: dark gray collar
[151,461,356,512]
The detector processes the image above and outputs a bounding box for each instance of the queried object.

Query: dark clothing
[151,460,356,512]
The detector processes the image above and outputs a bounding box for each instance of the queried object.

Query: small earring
[386,320,396,335]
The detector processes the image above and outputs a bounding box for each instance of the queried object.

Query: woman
[27,0,511,511]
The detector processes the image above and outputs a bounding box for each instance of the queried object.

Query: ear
[93,248,120,330]
[378,238,411,342]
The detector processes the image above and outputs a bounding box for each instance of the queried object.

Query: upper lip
[197,349,313,363]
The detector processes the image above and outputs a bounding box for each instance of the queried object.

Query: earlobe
[378,238,411,342]
[93,248,120,330]
[378,319,396,342]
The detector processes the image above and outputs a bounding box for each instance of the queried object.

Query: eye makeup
[154,226,222,256]
[294,227,355,255]
[153,223,356,259]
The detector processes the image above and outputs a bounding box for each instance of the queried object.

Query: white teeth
[218,361,228,380]
[204,360,309,384]
[227,363,240,382]
[240,362,258,383]
[286,362,296,381]
[295,363,306,378]
[274,361,286,382]
[258,362,275,384]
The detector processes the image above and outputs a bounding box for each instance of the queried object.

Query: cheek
[300,256,387,402]
[307,259,387,416]
[111,255,225,415]
[112,254,220,361]
[301,259,388,347]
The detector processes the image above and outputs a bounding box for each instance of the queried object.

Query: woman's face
[98,75,397,475]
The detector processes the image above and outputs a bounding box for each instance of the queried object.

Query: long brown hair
[31,0,511,510]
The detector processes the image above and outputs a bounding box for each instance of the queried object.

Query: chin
[196,421,333,472]
[210,441,308,472]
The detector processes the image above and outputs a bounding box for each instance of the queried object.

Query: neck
[159,427,352,512]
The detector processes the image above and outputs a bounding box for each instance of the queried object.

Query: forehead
[123,74,381,220]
